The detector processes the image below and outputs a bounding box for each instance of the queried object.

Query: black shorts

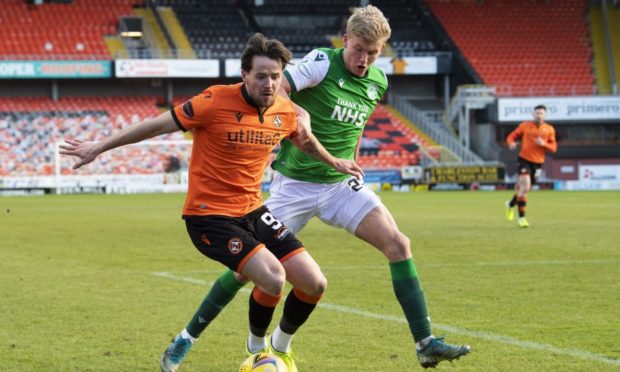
[517,157,542,184]
[183,205,304,273]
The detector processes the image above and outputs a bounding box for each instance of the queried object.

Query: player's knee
[263,266,286,295]
[306,274,327,297]
[395,232,411,256]
[383,231,411,261]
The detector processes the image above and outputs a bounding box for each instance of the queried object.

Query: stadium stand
[248,0,354,56]
[133,7,172,58]
[0,93,431,177]
[358,105,440,169]
[371,0,444,57]
[114,0,449,70]
[0,97,188,177]
[154,0,445,59]
[0,0,143,60]
[589,3,620,95]
[1,0,618,193]
[153,0,254,59]
[427,0,595,96]
[154,5,197,58]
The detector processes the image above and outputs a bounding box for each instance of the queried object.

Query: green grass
[1,191,619,371]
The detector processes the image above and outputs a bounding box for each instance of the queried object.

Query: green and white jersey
[274,48,388,183]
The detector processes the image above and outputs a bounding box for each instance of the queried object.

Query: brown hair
[241,33,292,72]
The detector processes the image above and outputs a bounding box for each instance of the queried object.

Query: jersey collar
[241,83,266,123]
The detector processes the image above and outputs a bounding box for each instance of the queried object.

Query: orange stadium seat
[0,0,142,60]
[427,0,595,96]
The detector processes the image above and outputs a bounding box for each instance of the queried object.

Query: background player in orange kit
[60,33,363,372]
[505,104,557,228]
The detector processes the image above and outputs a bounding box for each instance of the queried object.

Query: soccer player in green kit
[162,5,470,369]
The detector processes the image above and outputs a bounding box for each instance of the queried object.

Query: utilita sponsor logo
[227,129,281,145]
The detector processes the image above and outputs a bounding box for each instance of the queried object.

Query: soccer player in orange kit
[505,104,557,227]
[60,33,363,372]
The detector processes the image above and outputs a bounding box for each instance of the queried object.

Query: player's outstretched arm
[59,111,179,169]
[288,114,364,179]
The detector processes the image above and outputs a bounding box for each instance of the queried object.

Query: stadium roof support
[447,85,496,150]
[601,0,618,95]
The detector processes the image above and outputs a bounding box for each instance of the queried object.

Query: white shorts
[264,171,383,234]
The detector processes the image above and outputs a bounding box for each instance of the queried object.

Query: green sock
[390,259,432,342]
[186,270,246,338]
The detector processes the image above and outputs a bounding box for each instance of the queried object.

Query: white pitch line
[152,271,620,367]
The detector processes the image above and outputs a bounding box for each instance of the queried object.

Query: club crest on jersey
[182,100,194,118]
[273,115,282,128]
[367,83,378,100]
[235,112,244,123]
[227,238,243,255]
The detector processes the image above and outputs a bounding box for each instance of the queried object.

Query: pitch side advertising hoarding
[497,96,620,122]
[115,59,219,78]
[0,61,111,78]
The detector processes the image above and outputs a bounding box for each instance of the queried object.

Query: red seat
[427,0,594,96]
[0,0,143,60]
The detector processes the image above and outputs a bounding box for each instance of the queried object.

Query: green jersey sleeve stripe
[284,70,297,93]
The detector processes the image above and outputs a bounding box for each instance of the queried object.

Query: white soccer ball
[239,352,288,372]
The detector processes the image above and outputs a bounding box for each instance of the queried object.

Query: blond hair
[346,5,391,43]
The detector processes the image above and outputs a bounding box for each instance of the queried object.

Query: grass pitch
[1,190,619,371]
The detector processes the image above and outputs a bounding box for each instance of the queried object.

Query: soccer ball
[239,352,288,372]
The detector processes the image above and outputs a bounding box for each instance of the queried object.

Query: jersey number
[261,212,283,230]
[347,178,364,192]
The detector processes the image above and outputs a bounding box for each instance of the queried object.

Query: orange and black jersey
[506,121,557,164]
[171,83,298,217]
